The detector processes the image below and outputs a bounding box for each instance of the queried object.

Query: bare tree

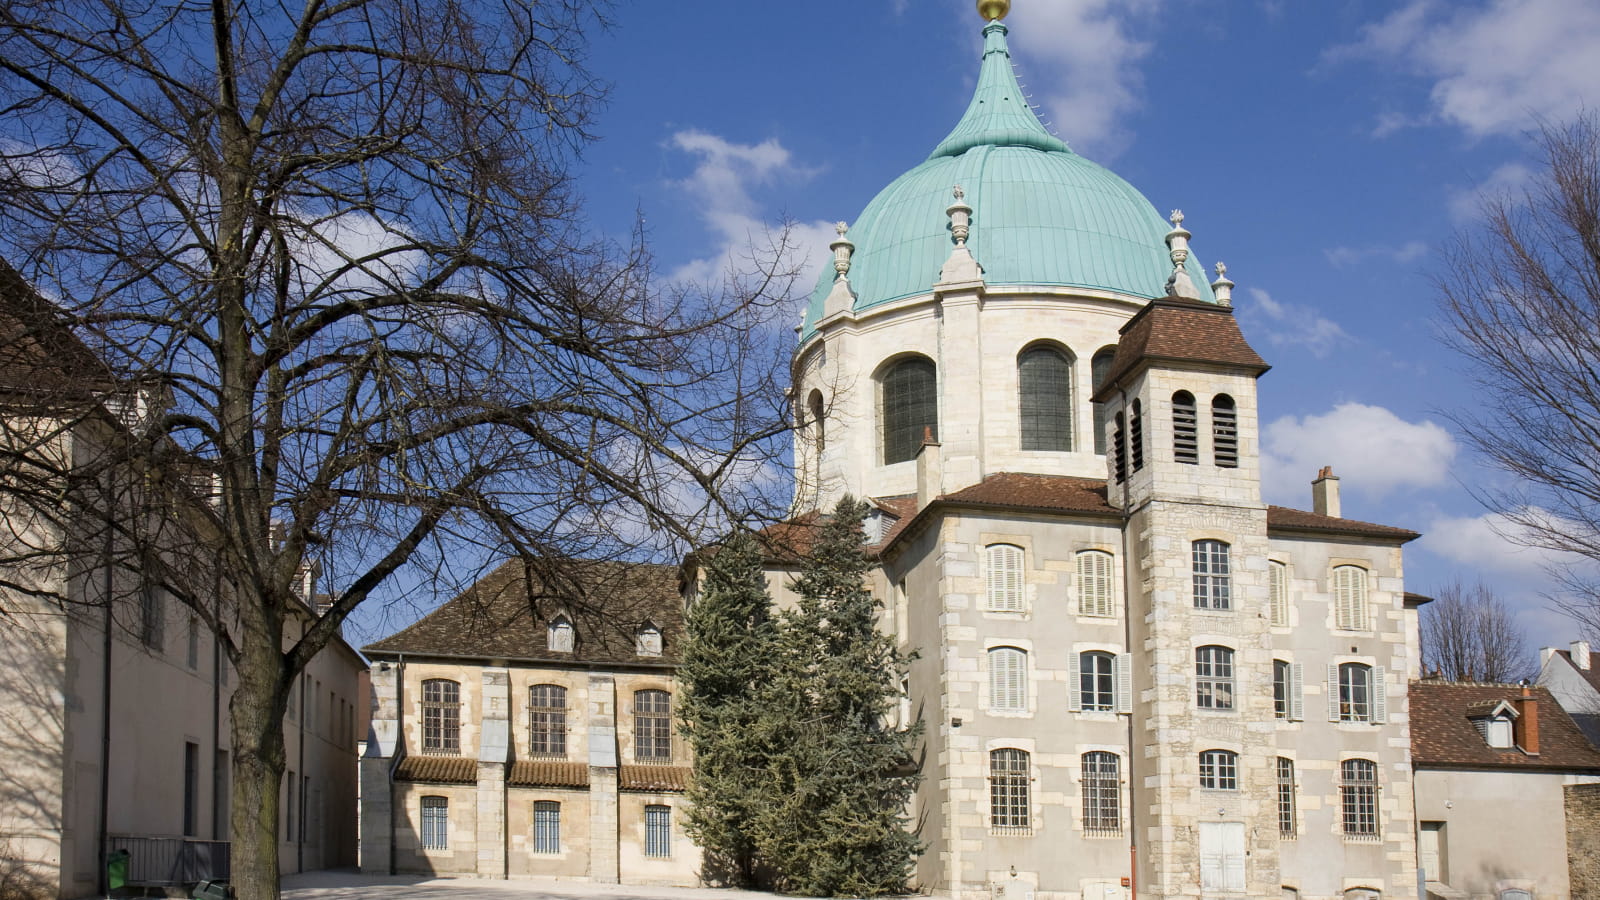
[0,2,798,897]
[1421,579,1533,683]
[1437,114,1600,640]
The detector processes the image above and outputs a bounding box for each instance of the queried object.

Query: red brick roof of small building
[394,755,477,785]
[619,765,691,793]
[508,760,590,789]
[1091,298,1270,402]
[1409,681,1600,772]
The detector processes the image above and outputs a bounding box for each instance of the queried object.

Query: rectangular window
[186,614,200,669]
[285,769,295,841]
[988,647,1027,712]
[1192,541,1231,610]
[1195,646,1235,711]
[421,797,449,850]
[986,544,1024,612]
[1273,660,1291,719]
[1081,752,1121,837]
[533,801,560,854]
[644,805,671,858]
[634,691,672,762]
[1076,550,1115,617]
[1269,561,1289,626]
[183,742,199,837]
[1199,750,1238,790]
[529,685,568,757]
[988,749,1031,834]
[140,581,165,650]
[422,680,461,754]
[1341,760,1379,839]
[1276,758,1296,839]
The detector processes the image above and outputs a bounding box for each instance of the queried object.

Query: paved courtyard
[281,871,782,900]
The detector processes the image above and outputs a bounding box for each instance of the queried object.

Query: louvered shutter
[1289,663,1304,721]
[1078,551,1114,617]
[1270,562,1289,626]
[1115,653,1133,714]
[1372,667,1388,723]
[1067,652,1083,712]
[991,648,1025,711]
[1328,664,1341,721]
[988,545,1023,611]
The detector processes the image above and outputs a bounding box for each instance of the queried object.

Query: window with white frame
[989,748,1031,834]
[1076,550,1115,617]
[1338,663,1373,722]
[421,796,449,850]
[548,616,575,652]
[1486,716,1514,749]
[1273,660,1292,719]
[1199,749,1239,790]
[1172,390,1198,464]
[634,690,672,762]
[1333,565,1369,630]
[1276,757,1297,839]
[644,804,672,858]
[1269,560,1289,626]
[533,800,560,853]
[1192,540,1231,610]
[421,679,460,754]
[1081,752,1121,837]
[988,647,1028,712]
[986,544,1024,612]
[1079,651,1116,712]
[1195,646,1235,710]
[1340,759,1379,839]
[528,684,567,758]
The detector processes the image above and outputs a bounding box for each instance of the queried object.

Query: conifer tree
[754,497,922,896]
[678,531,777,886]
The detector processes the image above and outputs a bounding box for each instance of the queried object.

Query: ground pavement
[281,871,782,900]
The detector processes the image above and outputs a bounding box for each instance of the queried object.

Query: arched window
[1076,550,1114,617]
[421,679,460,754]
[1199,749,1239,790]
[1018,345,1072,451]
[1078,651,1116,712]
[1195,646,1235,710]
[988,647,1027,712]
[1091,348,1116,455]
[881,356,937,465]
[1277,758,1297,839]
[1213,395,1238,468]
[1192,540,1231,610]
[636,624,663,657]
[1269,560,1289,626]
[986,544,1024,612]
[529,684,567,757]
[634,689,672,762]
[807,389,825,453]
[989,748,1030,833]
[1130,398,1145,471]
[1336,663,1375,722]
[1173,391,1198,464]
[1112,411,1128,483]
[1081,752,1121,836]
[548,616,574,653]
[1333,566,1369,630]
[1340,759,1379,838]
[533,800,560,853]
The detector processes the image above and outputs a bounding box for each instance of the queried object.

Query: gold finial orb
[977,0,1010,21]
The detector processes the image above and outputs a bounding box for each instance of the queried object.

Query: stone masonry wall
[1567,783,1600,899]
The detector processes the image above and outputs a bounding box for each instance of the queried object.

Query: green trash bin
[107,849,129,891]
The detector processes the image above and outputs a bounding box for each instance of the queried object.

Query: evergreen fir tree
[753,497,922,896]
[677,531,777,886]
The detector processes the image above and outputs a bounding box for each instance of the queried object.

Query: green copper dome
[804,21,1213,338]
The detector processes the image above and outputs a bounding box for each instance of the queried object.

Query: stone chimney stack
[1573,640,1592,670]
[917,428,943,511]
[1312,466,1341,518]
[1514,685,1541,756]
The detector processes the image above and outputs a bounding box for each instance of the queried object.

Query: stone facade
[1565,783,1600,899]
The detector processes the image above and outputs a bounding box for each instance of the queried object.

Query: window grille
[1076,550,1115,617]
[1269,560,1289,626]
[533,801,560,853]
[986,544,1024,612]
[1192,540,1231,610]
[1333,566,1369,630]
[421,797,449,850]
[1091,349,1116,455]
[1081,752,1121,837]
[421,680,460,754]
[1338,663,1373,722]
[1019,346,1072,451]
[1079,652,1116,712]
[1173,391,1199,464]
[1199,750,1239,790]
[644,805,672,858]
[529,684,567,758]
[1273,660,1291,719]
[881,357,938,465]
[1195,646,1235,710]
[634,690,672,762]
[1277,758,1297,839]
[1112,412,1128,483]
[1130,398,1145,471]
[1212,395,1238,467]
[1340,759,1380,839]
[988,647,1027,712]
[989,749,1031,834]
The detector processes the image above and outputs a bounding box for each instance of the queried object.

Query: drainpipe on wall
[297,626,306,875]
[97,501,114,898]
[1117,385,1138,900]
[211,568,223,841]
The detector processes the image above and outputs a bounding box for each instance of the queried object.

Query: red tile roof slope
[1092,298,1269,402]
[509,760,590,789]
[1265,506,1420,542]
[1409,682,1600,771]
[619,765,691,792]
[395,755,477,784]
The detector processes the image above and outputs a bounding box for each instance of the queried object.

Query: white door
[1199,822,1246,892]
[1419,822,1443,881]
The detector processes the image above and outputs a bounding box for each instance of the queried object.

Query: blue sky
[560,0,1600,656]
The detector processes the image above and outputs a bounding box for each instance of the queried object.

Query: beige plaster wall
[1415,768,1570,899]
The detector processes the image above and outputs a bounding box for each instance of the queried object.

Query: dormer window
[1468,699,1519,749]
[636,624,663,657]
[548,616,574,653]
[1486,717,1513,749]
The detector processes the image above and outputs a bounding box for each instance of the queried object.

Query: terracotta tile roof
[508,759,589,789]
[363,559,683,666]
[1091,298,1269,402]
[941,473,1117,514]
[1265,506,1420,542]
[1410,682,1600,771]
[619,765,691,792]
[753,511,824,564]
[1553,650,1600,694]
[395,755,477,784]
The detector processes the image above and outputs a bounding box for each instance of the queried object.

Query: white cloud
[1447,162,1534,222]
[1261,402,1457,503]
[1328,0,1600,138]
[1322,241,1428,268]
[1419,510,1574,577]
[1242,287,1353,359]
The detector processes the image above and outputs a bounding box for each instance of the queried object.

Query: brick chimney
[1572,640,1591,670]
[916,428,942,511]
[1312,466,1341,518]
[1514,686,1540,756]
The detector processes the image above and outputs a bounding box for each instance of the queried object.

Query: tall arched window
[1091,348,1116,455]
[1130,398,1145,471]
[989,748,1031,833]
[1195,646,1235,710]
[807,389,826,454]
[1213,395,1238,468]
[1277,758,1297,839]
[1075,550,1115,617]
[421,679,460,754]
[881,356,937,464]
[634,690,672,762]
[529,684,567,757]
[1018,345,1072,451]
[985,544,1024,612]
[1173,391,1198,464]
[1333,566,1369,630]
[988,647,1028,712]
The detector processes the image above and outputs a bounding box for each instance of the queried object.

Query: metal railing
[109,835,231,886]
